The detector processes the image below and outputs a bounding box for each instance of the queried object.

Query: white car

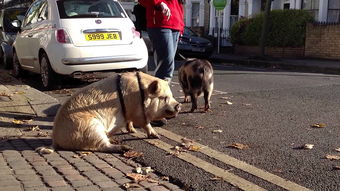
[12,0,148,89]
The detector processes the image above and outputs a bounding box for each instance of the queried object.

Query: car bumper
[47,39,148,75]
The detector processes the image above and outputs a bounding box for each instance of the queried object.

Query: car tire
[140,64,148,73]
[11,51,22,77]
[40,53,57,90]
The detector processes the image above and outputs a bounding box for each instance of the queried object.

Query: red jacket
[138,0,184,33]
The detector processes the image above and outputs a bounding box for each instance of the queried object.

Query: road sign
[213,0,226,10]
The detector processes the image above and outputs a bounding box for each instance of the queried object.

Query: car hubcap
[41,58,49,87]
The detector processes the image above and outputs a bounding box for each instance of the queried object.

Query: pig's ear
[148,80,161,95]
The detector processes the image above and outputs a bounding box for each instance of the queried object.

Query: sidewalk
[0,69,182,191]
[210,53,340,75]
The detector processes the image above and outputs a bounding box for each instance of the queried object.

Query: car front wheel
[12,51,22,77]
[40,53,57,90]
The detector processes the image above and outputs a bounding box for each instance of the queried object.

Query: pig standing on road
[178,58,214,112]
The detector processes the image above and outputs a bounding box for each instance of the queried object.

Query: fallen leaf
[72,155,80,158]
[126,173,149,182]
[14,91,26,95]
[36,132,49,137]
[123,150,144,159]
[122,183,142,189]
[12,119,24,125]
[303,144,314,150]
[310,123,326,128]
[26,126,40,132]
[243,103,252,106]
[227,143,250,150]
[80,151,92,156]
[181,137,193,145]
[335,148,340,152]
[220,97,230,100]
[212,129,223,133]
[194,126,205,129]
[0,92,12,98]
[188,145,201,151]
[333,166,340,170]
[325,155,340,160]
[210,176,223,181]
[225,101,233,105]
[134,167,153,175]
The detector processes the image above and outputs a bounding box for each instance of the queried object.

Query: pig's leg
[204,90,211,112]
[126,121,137,133]
[143,123,160,139]
[190,93,198,112]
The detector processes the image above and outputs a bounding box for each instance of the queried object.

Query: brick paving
[0,70,183,191]
[0,137,183,190]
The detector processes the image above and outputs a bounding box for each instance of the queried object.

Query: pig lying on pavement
[37,71,181,153]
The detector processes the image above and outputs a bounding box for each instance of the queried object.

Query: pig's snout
[175,103,181,112]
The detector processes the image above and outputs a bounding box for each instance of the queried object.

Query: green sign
[213,0,227,10]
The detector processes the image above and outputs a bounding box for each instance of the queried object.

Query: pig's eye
[164,96,169,102]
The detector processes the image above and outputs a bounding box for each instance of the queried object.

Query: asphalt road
[16,60,340,191]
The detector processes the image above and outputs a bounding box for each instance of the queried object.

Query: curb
[0,69,60,117]
[210,56,340,75]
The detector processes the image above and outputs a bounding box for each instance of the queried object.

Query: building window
[302,0,319,20]
[191,2,200,27]
[328,0,340,23]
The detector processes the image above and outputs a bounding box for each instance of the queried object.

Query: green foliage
[230,9,314,47]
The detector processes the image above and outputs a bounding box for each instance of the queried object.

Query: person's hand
[160,2,171,21]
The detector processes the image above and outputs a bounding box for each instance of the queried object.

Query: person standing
[138,0,184,83]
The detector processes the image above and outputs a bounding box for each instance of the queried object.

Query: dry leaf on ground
[224,101,233,105]
[134,167,153,175]
[220,97,230,100]
[12,119,24,125]
[14,91,25,95]
[333,166,340,170]
[36,132,49,137]
[0,92,12,98]
[26,126,40,132]
[335,148,340,152]
[210,176,223,181]
[194,125,205,129]
[126,173,158,183]
[310,123,326,128]
[80,151,91,156]
[227,143,250,150]
[122,182,142,189]
[212,129,223,133]
[123,150,144,159]
[325,155,340,160]
[303,144,314,150]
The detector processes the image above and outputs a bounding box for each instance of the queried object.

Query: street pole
[259,0,272,57]
[217,10,221,54]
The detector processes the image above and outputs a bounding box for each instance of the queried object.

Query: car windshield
[3,8,27,32]
[184,27,198,37]
[57,0,126,18]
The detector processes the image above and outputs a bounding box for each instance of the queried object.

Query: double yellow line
[131,128,311,191]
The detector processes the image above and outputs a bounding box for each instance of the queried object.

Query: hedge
[230,9,314,47]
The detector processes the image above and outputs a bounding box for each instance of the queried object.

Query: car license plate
[85,32,120,41]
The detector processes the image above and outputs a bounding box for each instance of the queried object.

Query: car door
[15,0,44,70]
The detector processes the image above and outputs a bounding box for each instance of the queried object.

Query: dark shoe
[150,118,167,127]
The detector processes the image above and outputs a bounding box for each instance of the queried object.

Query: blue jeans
[147,28,180,81]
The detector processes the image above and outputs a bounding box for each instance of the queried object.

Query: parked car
[140,27,214,59]
[0,7,28,69]
[12,0,148,89]
[177,27,214,58]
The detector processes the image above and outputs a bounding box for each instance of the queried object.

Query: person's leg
[147,28,179,81]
